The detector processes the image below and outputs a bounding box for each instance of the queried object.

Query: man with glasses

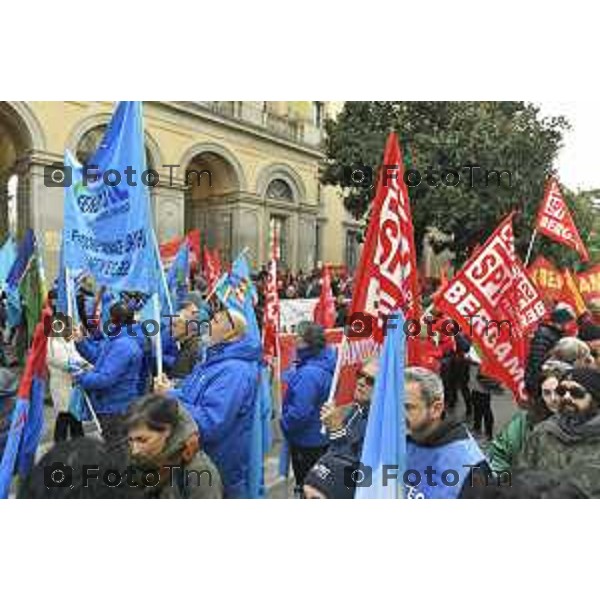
[321,356,379,460]
[516,367,600,497]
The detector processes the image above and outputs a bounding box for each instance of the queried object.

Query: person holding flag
[73,301,144,452]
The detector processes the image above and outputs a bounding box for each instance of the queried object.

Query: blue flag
[0,237,17,286]
[355,313,406,499]
[165,240,190,310]
[0,238,21,329]
[62,101,158,295]
[5,229,35,291]
[216,253,260,343]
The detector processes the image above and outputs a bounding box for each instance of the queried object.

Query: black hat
[562,368,600,404]
[303,453,358,499]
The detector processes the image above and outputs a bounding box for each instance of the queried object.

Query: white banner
[279,298,319,333]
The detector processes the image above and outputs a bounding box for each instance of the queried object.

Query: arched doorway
[0,102,37,243]
[184,151,241,263]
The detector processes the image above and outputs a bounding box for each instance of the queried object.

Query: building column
[153,178,186,242]
[0,173,9,244]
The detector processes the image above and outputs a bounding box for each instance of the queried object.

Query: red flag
[160,232,201,270]
[263,258,280,360]
[513,257,548,333]
[535,177,589,262]
[187,230,201,271]
[350,132,421,344]
[436,213,527,402]
[203,247,222,290]
[313,266,336,328]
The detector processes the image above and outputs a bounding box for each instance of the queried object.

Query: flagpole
[524,229,538,267]
[153,293,164,379]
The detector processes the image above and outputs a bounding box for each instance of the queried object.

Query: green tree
[321,102,593,267]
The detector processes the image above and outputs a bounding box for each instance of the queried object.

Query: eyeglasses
[555,384,588,400]
[357,372,375,386]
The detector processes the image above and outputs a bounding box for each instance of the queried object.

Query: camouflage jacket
[516,413,600,497]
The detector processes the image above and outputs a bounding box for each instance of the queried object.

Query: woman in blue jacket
[281,321,336,495]
[74,302,144,452]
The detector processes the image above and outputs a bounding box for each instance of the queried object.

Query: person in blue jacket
[156,308,261,498]
[281,321,337,495]
[73,302,144,452]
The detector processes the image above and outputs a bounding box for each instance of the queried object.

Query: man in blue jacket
[74,302,144,452]
[156,308,261,498]
[281,321,336,495]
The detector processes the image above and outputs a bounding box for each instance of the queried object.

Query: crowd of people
[4,266,600,499]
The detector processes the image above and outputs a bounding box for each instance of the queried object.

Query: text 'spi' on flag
[355,312,406,499]
[350,132,421,344]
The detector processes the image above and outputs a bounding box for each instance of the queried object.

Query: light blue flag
[0,239,21,330]
[62,101,158,296]
[355,313,406,499]
[165,240,190,310]
[216,253,260,343]
[0,237,17,286]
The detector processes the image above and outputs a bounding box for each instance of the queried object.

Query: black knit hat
[562,368,600,404]
[303,453,358,499]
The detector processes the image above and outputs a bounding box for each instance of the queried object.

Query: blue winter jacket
[281,346,337,448]
[170,335,261,498]
[76,331,144,416]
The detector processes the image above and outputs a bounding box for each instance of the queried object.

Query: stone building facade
[0,101,362,279]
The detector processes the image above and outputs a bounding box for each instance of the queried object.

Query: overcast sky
[536,101,600,192]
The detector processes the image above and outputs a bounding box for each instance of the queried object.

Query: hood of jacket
[205,334,262,367]
[408,415,471,448]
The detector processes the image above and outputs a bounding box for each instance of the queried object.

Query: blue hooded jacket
[170,335,261,499]
[76,331,144,416]
[281,346,337,448]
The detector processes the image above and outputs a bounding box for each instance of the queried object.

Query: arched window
[76,125,153,168]
[266,178,293,202]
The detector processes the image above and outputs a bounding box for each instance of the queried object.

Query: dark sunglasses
[357,372,375,386]
[555,384,588,400]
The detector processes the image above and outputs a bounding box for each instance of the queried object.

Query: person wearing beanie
[524,305,578,398]
[303,453,359,499]
[281,321,337,496]
[516,367,600,497]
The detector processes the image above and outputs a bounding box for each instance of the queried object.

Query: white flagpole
[153,293,164,379]
[524,229,538,267]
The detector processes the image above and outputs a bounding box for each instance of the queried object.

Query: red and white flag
[313,265,336,328]
[350,132,421,344]
[535,177,589,262]
[436,213,528,402]
[263,258,280,361]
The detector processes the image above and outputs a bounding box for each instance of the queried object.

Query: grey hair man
[403,367,490,499]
